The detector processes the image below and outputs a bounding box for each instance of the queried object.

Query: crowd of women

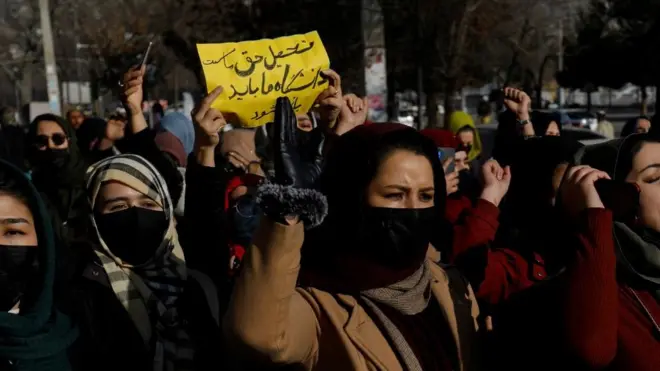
[0,63,657,371]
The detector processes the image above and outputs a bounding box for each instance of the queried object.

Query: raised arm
[224,97,323,368]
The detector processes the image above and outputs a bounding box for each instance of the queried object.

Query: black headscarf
[26,114,87,223]
[621,116,651,137]
[0,159,78,370]
[493,110,519,167]
[301,123,449,292]
[75,117,111,163]
[531,111,563,137]
[572,134,660,297]
[494,110,564,167]
[496,136,583,269]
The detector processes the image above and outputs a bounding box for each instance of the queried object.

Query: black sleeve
[119,129,184,206]
[180,154,229,285]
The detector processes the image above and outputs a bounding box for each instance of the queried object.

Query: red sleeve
[445,196,473,224]
[449,199,500,260]
[562,208,618,368]
[475,249,546,306]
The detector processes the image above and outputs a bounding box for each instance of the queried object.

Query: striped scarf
[85,154,194,371]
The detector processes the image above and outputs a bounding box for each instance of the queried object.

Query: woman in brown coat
[222,98,481,371]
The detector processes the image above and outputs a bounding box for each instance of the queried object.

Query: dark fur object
[256,183,328,228]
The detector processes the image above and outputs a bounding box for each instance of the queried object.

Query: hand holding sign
[192,86,226,150]
[316,69,343,130]
[197,31,330,128]
[335,93,368,136]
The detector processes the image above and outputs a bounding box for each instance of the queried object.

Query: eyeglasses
[34,133,68,149]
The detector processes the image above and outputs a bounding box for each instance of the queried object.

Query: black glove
[257,97,328,227]
[273,97,318,188]
[298,127,324,189]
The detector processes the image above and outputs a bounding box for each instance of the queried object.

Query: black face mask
[95,207,168,266]
[359,207,436,269]
[0,246,39,311]
[32,148,70,170]
[230,195,262,247]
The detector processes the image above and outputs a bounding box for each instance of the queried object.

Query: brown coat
[224,219,481,371]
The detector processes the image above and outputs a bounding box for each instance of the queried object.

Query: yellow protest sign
[197,31,330,128]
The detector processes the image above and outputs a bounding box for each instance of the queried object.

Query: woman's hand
[121,66,145,116]
[336,93,368,136]
[444,158,460,195]
[192,86,226,166]
[480,159,511,207]
[316,69,343,130]
[503,87,531,121]
[121,66,149,133]
[560,165,609,218]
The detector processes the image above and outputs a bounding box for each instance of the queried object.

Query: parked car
[565,111,598,130]
[476,124,609,160]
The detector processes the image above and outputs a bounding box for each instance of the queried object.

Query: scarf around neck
[614,222,660,300]
[85,154,193,371]
[0,160,78,371]
[573,135,660,300]
[360,262,432,371]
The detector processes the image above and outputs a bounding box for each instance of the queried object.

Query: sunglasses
[34,133,68,149]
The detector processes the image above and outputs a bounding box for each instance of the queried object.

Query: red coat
[491,209,660,371]
[446,196,547,306]
[561,209,660,371]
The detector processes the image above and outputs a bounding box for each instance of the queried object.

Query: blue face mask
[230,194,261,247]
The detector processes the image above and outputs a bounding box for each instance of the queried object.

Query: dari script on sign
[197,31,331,128]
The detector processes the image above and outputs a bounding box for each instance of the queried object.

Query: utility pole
[415,0,424,129]
[39,0,62,115]
[74,7,83,106]
[557,16,565,108]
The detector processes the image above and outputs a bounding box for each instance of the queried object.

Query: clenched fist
[503,87,531,121]
[560,165,609,219]
[480,159,511,207]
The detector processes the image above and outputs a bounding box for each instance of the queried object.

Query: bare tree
[0,0,43,104]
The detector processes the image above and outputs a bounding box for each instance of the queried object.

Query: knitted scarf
[360,262,432,371]
[85,154,193,371]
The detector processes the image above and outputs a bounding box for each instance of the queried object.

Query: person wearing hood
[63,153,222,371]
[0,159,78,370]
[420,128,503,256]
[75,117,120,164]
[621,115,651,137]
[224,97,482,371]
[26,114,89,243]
[449,111,482,163]
[556,134,659,370]
[530,111,562,137]
[495,135,583,272]
[0,106,27,172]
[596,110,615,139]
[155,112,195,168]
[65,109,85,130]
[491,134,660,371]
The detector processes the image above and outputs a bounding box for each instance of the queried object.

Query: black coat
[59,248,224,371]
